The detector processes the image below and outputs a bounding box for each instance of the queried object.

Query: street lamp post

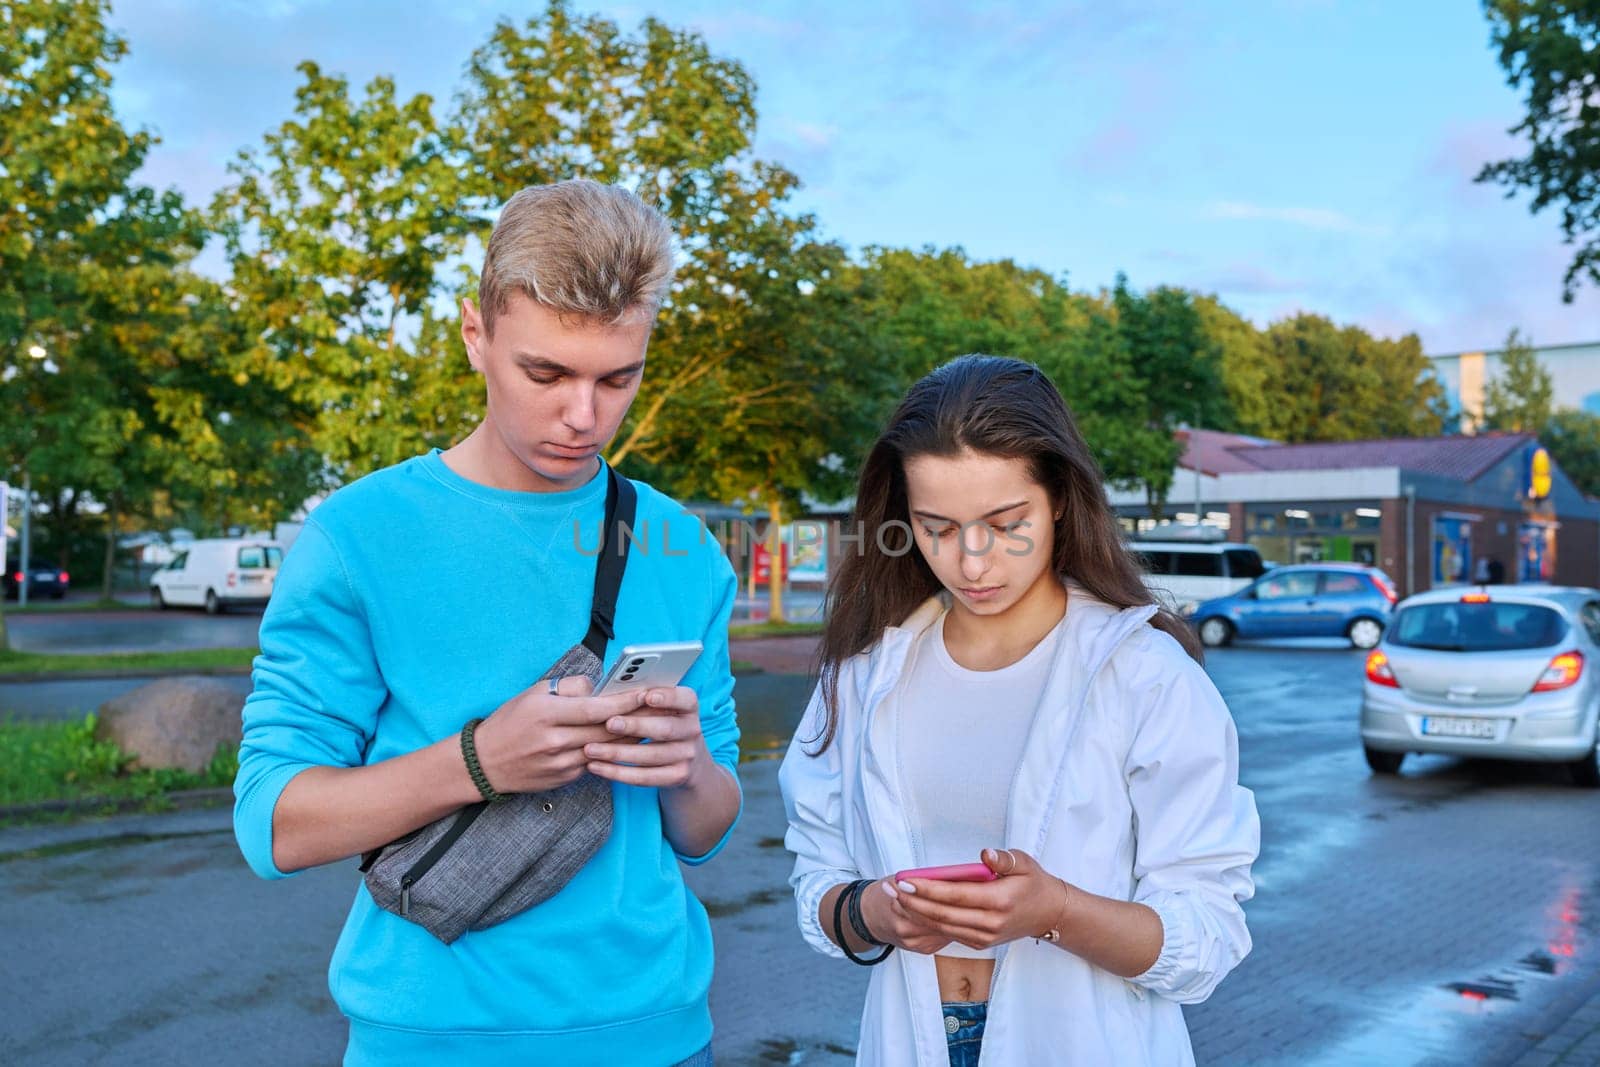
[17,470,30,608]
[17,343,48,608]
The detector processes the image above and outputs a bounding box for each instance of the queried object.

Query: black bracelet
[833,880,892,966]
[847,876,886,946]
[830,879,861,950]
[460,717,506,804]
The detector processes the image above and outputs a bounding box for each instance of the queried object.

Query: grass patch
[728,621,825,639]
[0,713,237,811]
[0,646,257,676]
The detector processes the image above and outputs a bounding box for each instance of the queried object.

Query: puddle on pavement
[701,887,786,918]
[1301,878,1588,1065]
[758,1038,856,1064]
[733,673,809,758]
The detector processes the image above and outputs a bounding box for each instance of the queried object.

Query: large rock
[96,676,245,773]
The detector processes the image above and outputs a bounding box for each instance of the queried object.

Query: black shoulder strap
[583,464,637,658]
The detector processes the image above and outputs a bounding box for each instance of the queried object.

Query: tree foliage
[13,0,1488,607]
[213,62,474,480]
[1221,314,1445,443]
[1544,408,1600,497]
[1477,0,1600,300]
[1481,328,1556,432]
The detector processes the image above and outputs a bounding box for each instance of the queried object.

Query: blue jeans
[942,1001,986,1067]
[672,1044,713,1067]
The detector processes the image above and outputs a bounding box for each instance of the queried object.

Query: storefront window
[1245,502,1384,568]
[1251,535,1291,566]
[1433,517,1473,585]
[1518,522,1557,582]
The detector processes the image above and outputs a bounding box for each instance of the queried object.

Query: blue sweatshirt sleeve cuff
[233,758,316,880]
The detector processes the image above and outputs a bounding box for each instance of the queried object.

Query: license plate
[32,572,54,581]
[1422,716,1498,739]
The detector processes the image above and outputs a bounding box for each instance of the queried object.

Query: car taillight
[1365,649,1399,687]
[1531,650,1584,693]
[1461,592,1491,604]
[1370,575,1397,605]
[10,572,20,583]
[58,571,68,583]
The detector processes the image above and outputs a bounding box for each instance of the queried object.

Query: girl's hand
[856,878,954,955]
[891,848,1070,951]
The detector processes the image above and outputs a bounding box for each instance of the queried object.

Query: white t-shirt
[899,606,1067,959]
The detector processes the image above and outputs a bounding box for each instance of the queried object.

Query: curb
[0,786,234,821]
[0,666,253,684]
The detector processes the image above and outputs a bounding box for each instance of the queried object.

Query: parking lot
[1,640,1597,1065]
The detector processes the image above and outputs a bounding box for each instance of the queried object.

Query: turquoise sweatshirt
[233,451,741,1067]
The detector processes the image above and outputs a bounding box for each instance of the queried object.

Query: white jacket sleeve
[1121,632,1260,1004]
[779,679,857,959]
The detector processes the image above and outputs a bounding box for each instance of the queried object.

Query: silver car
[1360,585,1600,787]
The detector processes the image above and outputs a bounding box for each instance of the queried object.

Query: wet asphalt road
[0,590,817,658]
[1,645,1597,1065]
[5,607,265,655]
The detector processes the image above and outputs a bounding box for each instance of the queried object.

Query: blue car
[1191,564,1397,650]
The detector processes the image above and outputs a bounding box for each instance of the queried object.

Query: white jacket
[779,590,1260,1066]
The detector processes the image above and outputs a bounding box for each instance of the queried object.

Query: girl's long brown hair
[810,354,1203,754]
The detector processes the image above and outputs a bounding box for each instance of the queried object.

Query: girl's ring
[999,849,1018,874]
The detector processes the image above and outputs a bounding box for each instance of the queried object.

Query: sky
[106,0,1600,355]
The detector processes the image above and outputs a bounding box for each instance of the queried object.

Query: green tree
[1481,328,1555,432]
[1477,1,1600,300]
[453,3,899,620]
[213,61,474,482]
[1040,298,1177,501]
[1249,314,1444,443]
[840,249,1180,506]
[455,1,757,223]
[632,238,895,621]
[1193,294,1272,436]
[455,5,852,489]
[1544,409,1600,497]
[844,247,1092,383]
[0,1,264,610]
[1111,277,1230,517]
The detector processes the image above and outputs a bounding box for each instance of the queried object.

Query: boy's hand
[582,685,710,789]
[473,675,646,794]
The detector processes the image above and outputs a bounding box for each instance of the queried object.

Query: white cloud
[1207,200,1387,237]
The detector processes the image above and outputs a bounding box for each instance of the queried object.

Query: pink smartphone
[894,862,997,883]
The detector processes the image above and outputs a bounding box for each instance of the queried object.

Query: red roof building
[1107,429,1595,597]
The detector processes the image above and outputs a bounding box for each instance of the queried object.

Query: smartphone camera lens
[630,659,645,667]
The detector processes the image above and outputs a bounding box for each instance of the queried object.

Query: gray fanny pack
[359,466,636,944]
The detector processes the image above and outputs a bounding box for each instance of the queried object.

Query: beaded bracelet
[460,717,506,804]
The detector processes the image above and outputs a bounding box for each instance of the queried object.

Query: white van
[1132,539,1266,616]
[150,538,283,614]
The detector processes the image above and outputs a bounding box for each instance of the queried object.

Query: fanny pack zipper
[400,802,487,916]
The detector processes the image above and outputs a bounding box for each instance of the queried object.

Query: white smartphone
[593,641,704,696]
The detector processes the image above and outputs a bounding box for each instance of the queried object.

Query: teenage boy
[234,180,741,1066]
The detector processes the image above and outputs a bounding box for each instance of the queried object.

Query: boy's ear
[461,298,485,371]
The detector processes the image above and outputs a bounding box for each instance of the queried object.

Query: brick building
[1108,429,1599,598]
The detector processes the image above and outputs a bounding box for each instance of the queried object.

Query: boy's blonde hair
[478,179,675,335]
